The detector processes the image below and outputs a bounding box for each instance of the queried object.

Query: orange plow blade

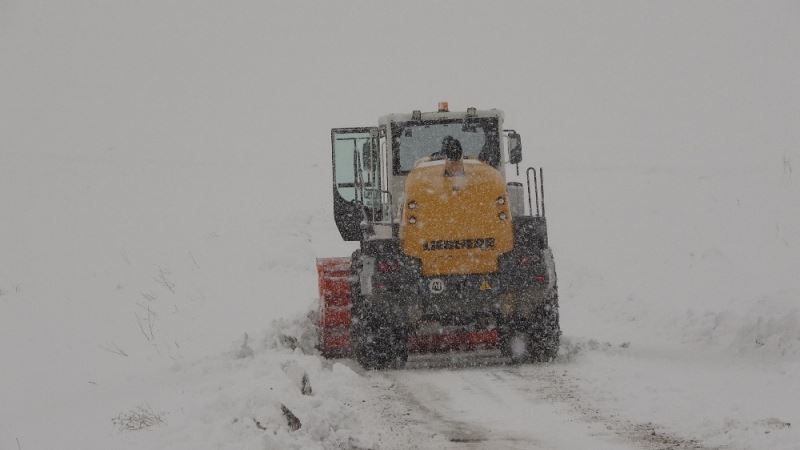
[316,257,353,357]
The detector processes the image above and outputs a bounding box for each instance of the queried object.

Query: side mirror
[508,131,523,164]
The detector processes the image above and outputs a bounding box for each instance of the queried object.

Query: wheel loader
[317,103,560,369]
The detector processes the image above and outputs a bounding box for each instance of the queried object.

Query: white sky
[1,1,797,172]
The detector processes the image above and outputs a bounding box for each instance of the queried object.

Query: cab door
[331,127,380,241]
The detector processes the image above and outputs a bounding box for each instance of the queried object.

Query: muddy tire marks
[501,365,712,449]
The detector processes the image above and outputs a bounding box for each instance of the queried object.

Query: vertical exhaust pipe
[525,167,533,216]
[525,167,540,217]
[540,168,545,218]
[534,169,540,217]
[524,167,546,217]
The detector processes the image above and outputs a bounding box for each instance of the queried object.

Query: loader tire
[500,328,532,364]
[353,319,408,370]
[528,294,560,362]
[500,292,560,364]
[349,250,408,370]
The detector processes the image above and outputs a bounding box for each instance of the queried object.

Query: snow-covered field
[2,2,799,449]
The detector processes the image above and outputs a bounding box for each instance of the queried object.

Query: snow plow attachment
[316,257,353,357]
[316,257,501,359]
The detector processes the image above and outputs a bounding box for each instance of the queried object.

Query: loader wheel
[500,293,560,364]
[500,328,532,364]
[349,251,408,370]
[528,297,560,362]
[353,321,408,370]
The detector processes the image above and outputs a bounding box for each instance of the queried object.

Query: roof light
[408,200,417,209]
[438,101,449,112]
[496,196,506,205]
[411,110,422,120]
[466,107,477,116]
[408,216,417,224]
[498,212,507,221]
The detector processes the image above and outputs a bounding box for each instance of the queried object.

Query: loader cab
[331,106,510,242]
[390,115,503,175]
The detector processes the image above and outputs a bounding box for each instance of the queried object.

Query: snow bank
[678,290,800,361]
[97,315,428,450]
[553,165,800,363]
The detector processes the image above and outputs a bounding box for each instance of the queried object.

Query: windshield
[392,118,500,174]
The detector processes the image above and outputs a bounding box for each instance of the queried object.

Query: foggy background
[1,1,798,447]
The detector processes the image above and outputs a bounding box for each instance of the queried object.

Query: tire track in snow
[382,362,632,449]
[365,355,715,450]
[382,371,538,449]
[500,365,712,449]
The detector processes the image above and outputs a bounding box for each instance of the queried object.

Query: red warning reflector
[438,101,449,112]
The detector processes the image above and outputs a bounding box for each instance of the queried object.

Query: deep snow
[2,1,799,449]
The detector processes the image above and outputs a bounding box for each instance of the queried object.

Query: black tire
[353,321,408,370]
[500,327,532,364]
[500,293,560,364]
[349,253,408,370]
[527,294,560,362]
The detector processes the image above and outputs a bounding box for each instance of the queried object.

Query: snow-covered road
[384,364,660,449]
[357,353,703,450]
[384,362,652,449]
[356,343,799,450]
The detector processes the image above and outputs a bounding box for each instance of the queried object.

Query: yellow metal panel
[400,161,513,276]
